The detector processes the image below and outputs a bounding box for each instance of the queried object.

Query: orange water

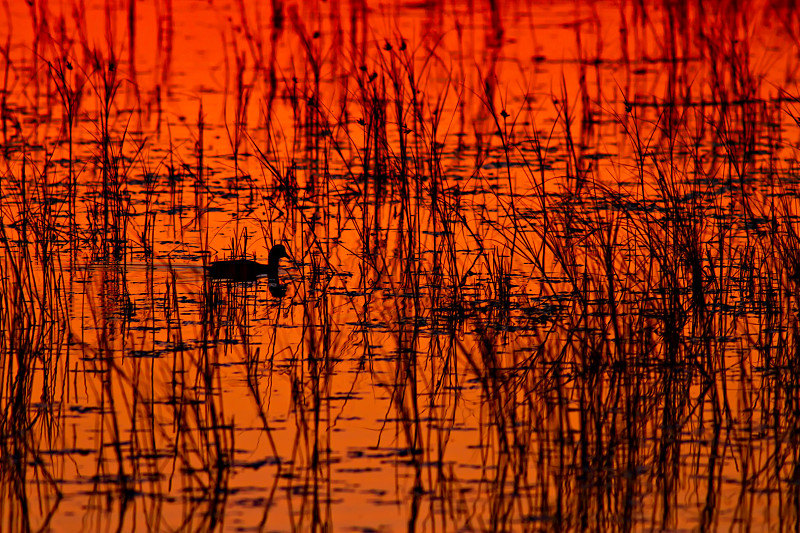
[2,0,800,531]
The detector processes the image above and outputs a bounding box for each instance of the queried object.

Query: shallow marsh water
[2,0,800,531]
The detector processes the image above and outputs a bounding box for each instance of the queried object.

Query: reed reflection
[1,0,800,531]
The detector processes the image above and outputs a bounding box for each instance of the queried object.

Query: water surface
[2,0,800,531]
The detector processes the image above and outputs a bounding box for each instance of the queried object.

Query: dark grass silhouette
[2,1,800,531]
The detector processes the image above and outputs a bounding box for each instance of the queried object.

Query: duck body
[207,244,289,284]
[207,258,270,281]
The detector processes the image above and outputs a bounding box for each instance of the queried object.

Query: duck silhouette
[207,244,289,295]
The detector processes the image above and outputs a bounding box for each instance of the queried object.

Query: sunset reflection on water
[2,0,800,531]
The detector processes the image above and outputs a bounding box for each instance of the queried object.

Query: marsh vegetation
[2,0,800,531]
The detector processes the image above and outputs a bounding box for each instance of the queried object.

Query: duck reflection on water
[207,244,289,297]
